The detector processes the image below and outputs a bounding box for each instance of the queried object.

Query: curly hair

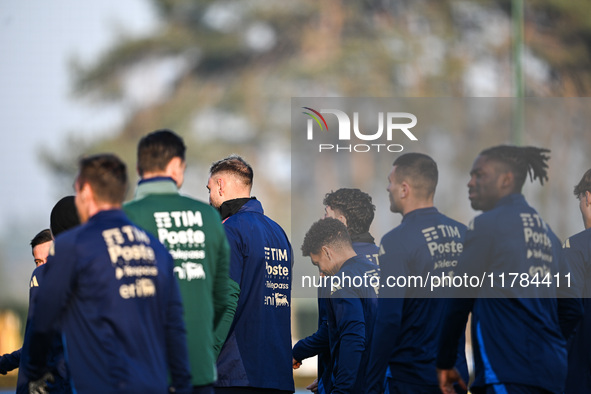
[323,188,375,235]
[301,218,352,256]
[574,168,591,197]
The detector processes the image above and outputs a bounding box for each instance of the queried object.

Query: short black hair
[323,188,375,235]
[392,153,438,199]
[30,229,53,251]
[137,129,186,177]
[77,154,128,205]
[480,145,550,189]
[301,218,352,256]
[209,155,253,187]
[574,168,591,197]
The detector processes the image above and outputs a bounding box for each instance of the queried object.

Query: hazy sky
[0,0,157,302]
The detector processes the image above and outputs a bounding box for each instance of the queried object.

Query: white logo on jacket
[274,293,289,307]
[174,262,206,281]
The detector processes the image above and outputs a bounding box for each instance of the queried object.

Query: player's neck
[402,200,433,217]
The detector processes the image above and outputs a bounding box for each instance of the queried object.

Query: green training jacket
[123,177,231,387]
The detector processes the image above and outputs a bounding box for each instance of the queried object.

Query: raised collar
[134,177,179,199]
[219,197,259,220]
[351,231,375,244]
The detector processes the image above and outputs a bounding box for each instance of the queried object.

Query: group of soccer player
[0,133,589,394]
[294,146,591,394]
[0,129,297,394]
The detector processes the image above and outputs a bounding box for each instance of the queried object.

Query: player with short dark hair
[125,130,231,394]
[30,229,53,267]
[301,218,378,394]
[23,153,192,393]
[366,152,468,394]
[75,153,128,212]
[136,128,187,177]
[562,168,591,394]
[2,196,81,393]
[293,188,380,392]
[13,197,81,393]
[573,168,591,198]
[437,145,571,394]
[0,229,54,380]
[388,152,438,199]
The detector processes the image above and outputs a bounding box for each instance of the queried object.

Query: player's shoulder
[158,193,216,213]
[438,213,467,231]
[228,208,280,228]
[380,225,404,245]
[382,222,408,241]
[466,209,500,233]
[379,225,410,258]
[129,194,223,221]
[563,228,591,250]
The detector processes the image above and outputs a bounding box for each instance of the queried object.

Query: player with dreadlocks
[436,145,577,394]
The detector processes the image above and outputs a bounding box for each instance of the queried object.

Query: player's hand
[306,378,319,393]
[437,367,467,394]
[29,372,54,394]
[292,357,302,369]
[0,357,8,375]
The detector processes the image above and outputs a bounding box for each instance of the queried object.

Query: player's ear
[585,191,591,206]
[321,245,331,260]
[167,157,185,187]
[216,177,225,195]
[80,182,93,201]
[336,213,347,227]
[499,171,515,191]
[400,181,410,198]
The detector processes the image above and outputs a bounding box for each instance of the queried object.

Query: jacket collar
[88,209,127,222]
[350,231,375,244]
[134,177,179,199]
[219,197,259,220]
[401,206,438,223]
[494,193,525,208]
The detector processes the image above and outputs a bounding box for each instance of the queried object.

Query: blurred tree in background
[0,0,591,388]
[42,0,591,221]
[34,2,591,381]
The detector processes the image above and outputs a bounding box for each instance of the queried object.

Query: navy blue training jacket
[437,194,567,393]
[15,264,70,394]
[321,255,378,394]
[215,198,295,392]
[562,227,591,393]
[292,241,379,388]
[22,209,192,393]
[366,207,468,393]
